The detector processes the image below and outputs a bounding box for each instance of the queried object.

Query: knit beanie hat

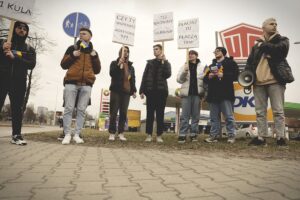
[215,47,227,56]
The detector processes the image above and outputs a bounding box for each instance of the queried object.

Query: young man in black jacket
[203,47,238,144]
[246,18,289,146]
[0,21,36,145]
[139,44,171,143]
[108,46,136,141]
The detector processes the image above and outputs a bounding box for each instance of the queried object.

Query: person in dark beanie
[177,50,205,143]
[60,27,101,145]
[108,46,137,141]
[203,47,238,144]
[139,44,171,143]
[246,18,289,146]
[0,21,36,145]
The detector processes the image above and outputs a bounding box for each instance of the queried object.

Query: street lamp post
[53,85,59,126]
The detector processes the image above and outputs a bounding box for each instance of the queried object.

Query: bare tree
[23,104,36,124]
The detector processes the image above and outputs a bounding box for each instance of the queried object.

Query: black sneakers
[248,137,267,146]
[178,136,186,144]
[190,135,198,142]
[277,138,288,146]
[57,133,65,141]
[11,135,27,145]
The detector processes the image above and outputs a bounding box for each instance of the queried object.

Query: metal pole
[215,31,219,47]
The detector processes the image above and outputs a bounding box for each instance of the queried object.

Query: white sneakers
[62,134,84,145]
[109,133,127,141]
[109,134,115,141]
[145,135,163,143]
[62,134,71,145]
[118,134,127,141]
[145,135,152,142]
[156,136,163,143]
[73,135,84,144]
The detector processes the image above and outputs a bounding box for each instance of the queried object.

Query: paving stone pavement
[0,138,299,200]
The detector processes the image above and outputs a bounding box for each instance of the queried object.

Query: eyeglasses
[213,49,221,53]
[16,26,27,31]
[153,48,160,50]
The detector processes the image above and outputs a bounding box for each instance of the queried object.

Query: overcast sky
[3,0,300,119]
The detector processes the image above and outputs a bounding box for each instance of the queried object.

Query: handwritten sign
[0,0,35,23]
[178,18,199,49]
[112,13,136,46]
[153,12,174,42]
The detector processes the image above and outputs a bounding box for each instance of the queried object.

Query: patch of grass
[24,129,300,160]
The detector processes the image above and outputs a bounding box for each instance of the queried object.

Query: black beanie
[79,27,92,36]
[215,47,227,56]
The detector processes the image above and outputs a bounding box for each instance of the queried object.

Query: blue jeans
[179,96,200,137]
[253,83,285,138]
[63,84,91,136]
[209,100,235,137]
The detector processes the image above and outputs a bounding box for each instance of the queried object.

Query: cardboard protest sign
[153,12,174,42]
[178,18,199,49]
[0,0,35,24]
[112,13,136,46]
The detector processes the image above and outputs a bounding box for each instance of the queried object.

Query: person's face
[79,31,92,42]
[213,49,223,59]
[123,48,129,58]
[153,46,162,57]
[15,24,27,37]
[263,20,277,35]
[189,53,197,62]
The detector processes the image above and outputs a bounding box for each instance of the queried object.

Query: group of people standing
[0,17,290,147]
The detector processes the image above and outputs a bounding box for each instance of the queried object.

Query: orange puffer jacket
[60,41,101,86]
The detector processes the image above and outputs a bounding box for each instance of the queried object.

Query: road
[0,125,62,137]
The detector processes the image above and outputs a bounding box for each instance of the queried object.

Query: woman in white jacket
[176,50,205,143]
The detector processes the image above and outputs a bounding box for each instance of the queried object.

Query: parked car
[236,124,257,138]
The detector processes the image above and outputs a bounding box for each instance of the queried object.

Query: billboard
[234,83,273,122]
[219,23,263,60]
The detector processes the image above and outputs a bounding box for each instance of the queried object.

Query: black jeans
[0,74,26,136]
[145,90,167,136]
[109,91,130,134]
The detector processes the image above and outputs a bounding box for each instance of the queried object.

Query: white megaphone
[238,70,254,94]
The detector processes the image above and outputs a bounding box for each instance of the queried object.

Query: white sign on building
[0,0,35,23]
[177,18,199,49]
[112,13,136,46]
[153,12,174,42]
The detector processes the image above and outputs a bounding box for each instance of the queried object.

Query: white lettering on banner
[153,12,174,42]
[112,13,136,46]
[177,18,199,49]
[0,0,35,23]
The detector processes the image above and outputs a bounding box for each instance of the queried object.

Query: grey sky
[5,0,300,118]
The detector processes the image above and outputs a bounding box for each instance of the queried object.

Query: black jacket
[139,59,171,95]
[204,57,238,103]
[245,34,289,85]
[109,58,137,95]
[0,39,36,82]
